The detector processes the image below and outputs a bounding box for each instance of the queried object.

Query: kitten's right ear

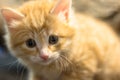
[1,8,24,26]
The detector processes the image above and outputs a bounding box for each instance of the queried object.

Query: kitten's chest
[39,69,61,80]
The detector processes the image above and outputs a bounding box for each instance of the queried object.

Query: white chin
[30,56,58,65]
[39,60,53,65]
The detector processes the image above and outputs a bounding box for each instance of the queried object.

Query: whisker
[60,55,73,71]
[20,65,26,80]
[59,57,64,71]
[16,62,22,80]
[7,60,18,71]
[0,60,18,67]
[60,55,72,65]
[56,57,63,72]
[55,59,62,73]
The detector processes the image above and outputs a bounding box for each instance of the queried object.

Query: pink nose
[40,54,49,60]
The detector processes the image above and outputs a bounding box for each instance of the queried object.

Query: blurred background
[0,0,120,80]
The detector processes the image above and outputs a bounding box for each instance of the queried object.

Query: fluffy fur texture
[1,0,120,80]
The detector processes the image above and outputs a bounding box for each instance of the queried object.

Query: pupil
[26,39,36,48]
[49,35,58,45]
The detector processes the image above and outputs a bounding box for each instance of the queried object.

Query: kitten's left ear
[51,0,72,22]
[1,8,24,26]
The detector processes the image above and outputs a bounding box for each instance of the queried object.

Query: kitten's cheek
[52,52,60,59]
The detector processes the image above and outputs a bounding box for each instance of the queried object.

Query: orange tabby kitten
[1,0,120,80]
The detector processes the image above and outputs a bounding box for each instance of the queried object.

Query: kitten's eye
[26,39,36,48]
[49,35,58,45]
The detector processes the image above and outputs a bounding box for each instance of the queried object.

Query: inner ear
[51,0,72,22]
[1,8,24,25]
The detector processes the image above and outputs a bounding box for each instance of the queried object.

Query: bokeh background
[0,0,120,80]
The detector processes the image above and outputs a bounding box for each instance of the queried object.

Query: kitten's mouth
[30,55,59,65]
[38,57,58,65]
[40,56,59,65]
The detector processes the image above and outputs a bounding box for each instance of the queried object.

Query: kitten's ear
[1,8,24,26]
[51,0,72,22]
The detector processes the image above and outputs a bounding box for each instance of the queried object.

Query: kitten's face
[8,14,73,66]
[2,0,74,66]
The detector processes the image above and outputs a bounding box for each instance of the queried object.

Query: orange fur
[1,0,120,80]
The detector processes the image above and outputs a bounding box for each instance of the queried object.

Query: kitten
[1,0,120,80]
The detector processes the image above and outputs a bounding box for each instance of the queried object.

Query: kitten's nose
[40,54,49,60]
